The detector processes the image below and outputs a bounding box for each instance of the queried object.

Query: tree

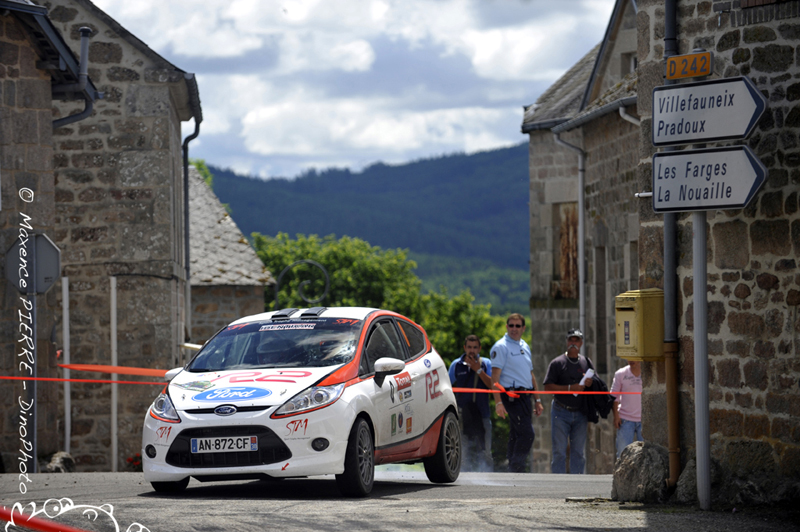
[251,232,506,364]
[418,289,505,362]
[252,233,423,318]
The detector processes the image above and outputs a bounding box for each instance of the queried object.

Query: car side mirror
[164,367,183,382]
[373,357,405,387]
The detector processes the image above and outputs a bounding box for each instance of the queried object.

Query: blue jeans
[550,401,587,474]
[615,419,642,459]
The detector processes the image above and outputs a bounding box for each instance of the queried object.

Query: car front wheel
[423,411,461,483]
[336,417,374,497]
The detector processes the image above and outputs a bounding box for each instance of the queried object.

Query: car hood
[167,367,339,410]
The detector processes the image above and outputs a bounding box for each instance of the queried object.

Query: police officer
[448,334,493,471]
[490,313,543,472]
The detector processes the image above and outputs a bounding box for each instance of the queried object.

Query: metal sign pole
[692,211,711,509]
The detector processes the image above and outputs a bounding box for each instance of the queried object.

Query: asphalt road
[1,471,797,532]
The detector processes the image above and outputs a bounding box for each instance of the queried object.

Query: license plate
[191,436,258,453]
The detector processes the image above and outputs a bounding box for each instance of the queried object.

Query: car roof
[229,307,380,325]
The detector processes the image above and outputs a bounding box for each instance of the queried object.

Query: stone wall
[0,13,61,471]
[528,128,581,472]
[191,285,265,344]
[637,0,800,501]
[44,1,188,470]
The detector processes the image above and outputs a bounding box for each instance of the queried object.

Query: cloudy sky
[92,0,615,179]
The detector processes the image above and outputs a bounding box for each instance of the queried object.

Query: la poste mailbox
[615,288,664,361]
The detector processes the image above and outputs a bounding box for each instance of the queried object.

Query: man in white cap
[543,328,595,474]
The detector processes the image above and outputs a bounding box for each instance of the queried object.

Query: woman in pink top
[611,360,642,460]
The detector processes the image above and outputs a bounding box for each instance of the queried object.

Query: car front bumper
[142,400,355,482]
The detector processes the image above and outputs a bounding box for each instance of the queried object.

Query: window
[398,320,426,359]
[621,52,638,77]
[551,202,578,299]
[360,320,404,375]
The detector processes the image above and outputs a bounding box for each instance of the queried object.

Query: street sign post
[5,233,60,294]
[652,146,766,213]
[652,76,766,146]
[4,232,60,475]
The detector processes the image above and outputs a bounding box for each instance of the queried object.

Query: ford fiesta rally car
[142,307,461,496]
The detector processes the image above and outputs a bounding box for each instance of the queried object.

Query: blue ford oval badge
[424,359,431,368]
[214,405,237,416]
[193,387,272,402]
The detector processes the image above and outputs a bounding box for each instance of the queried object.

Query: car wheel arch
[354,412,376,447]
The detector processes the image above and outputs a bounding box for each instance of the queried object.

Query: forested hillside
[208,143,531,314]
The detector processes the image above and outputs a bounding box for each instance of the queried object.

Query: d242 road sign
[652,76,766,146]
[652,146,766,213]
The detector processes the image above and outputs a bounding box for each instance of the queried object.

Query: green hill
[208,143,530,314]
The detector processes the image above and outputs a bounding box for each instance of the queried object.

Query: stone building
[188,165,273,344]
[525,0,800,502]
[635,0,800,504]
[41,0,202,470]
[0,0,101,473]
[522,0,639,474]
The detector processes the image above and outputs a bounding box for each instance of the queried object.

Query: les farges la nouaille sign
[652,146,766,212]
[651,75,767,213]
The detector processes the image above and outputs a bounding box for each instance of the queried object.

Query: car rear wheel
[423,411,461,483]
[336,417,374,497]
[151,477,190,493]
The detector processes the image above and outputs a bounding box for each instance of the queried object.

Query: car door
[397,319,448,440]
[360,318,409,448]
[392,318,429,444]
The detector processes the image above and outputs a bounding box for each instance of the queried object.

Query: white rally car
[142,306,461,496]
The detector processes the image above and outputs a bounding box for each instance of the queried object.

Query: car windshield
[187,317,364,372]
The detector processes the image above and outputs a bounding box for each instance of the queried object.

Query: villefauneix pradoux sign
[652,76,766,147]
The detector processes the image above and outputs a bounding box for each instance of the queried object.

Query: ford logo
[214,405,238,416]
[193,387,272,402]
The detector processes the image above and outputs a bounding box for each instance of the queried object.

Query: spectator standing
[611,360,642,459]
[543,329,593,474]
[490,313,544,473]
[448,335,493,471]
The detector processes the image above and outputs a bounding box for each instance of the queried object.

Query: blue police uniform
[491,333,536,473]
[448,355,493,471]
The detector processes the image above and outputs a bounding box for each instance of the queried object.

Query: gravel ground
[1,472,798,531]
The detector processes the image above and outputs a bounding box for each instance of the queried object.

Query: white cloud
[276,33,375,73]
[240,93,517,158]
[94,0,617,178]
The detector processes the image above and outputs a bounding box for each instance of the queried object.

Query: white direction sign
[652,76,766,146]
[652,146,766,213]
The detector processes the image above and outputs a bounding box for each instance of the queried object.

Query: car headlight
[149,392,181,423]
[272,384,345,418]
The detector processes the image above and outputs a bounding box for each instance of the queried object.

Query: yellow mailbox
[615,288,664,361]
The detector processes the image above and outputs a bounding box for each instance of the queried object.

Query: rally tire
[336,417,374,497]
[151,477,189,493]
[423,411,461,483]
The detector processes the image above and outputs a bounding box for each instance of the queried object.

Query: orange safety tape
[0,376,165,385]
[0,506,92,532]
[492,383,519,398]
[58,363,167,377]
[452,387,641,395]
